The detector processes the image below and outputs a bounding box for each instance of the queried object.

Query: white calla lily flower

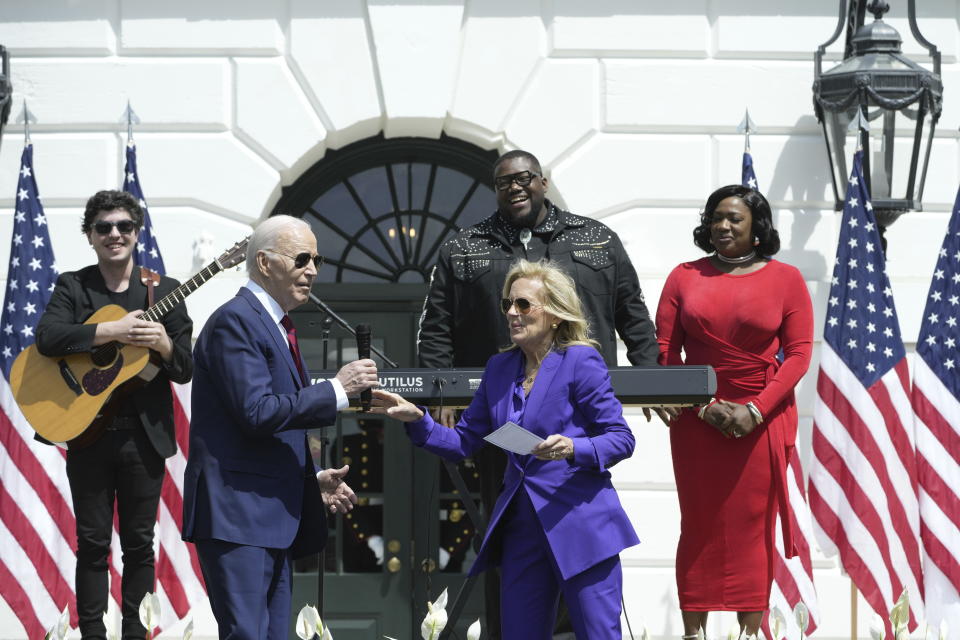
[103,609,118,640]
[890,588,909,634]
[48,606,70,640]
[870,612,886,640]
[467,618,482,640]
[421,588,449,640]
[771,606,787,640]
[296,604,321,640]
[138,592,161,638]
[794,602,810,637]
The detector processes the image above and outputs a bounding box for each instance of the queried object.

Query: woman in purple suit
[372,259,638,640]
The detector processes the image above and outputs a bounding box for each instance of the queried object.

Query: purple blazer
[405,344,639,579]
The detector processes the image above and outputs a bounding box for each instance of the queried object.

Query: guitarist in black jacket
[35,190,193,640]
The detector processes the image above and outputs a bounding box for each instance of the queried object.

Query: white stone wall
[1,1,958,639]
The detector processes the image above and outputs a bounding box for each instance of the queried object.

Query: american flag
[911,186,960,638]
[0,144,75,638]
[740,149,820,637]
[124,141,165,274]
[808,150,924,637]
[769,456,822,638]
[122,139,206,630]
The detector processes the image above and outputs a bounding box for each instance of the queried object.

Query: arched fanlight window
[273,135,498,283]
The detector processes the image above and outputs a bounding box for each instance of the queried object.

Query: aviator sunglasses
[93,220,137,235]
[500,297,542,315]
[265,249,324,269]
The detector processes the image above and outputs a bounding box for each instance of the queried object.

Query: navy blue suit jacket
[182,287,337,557]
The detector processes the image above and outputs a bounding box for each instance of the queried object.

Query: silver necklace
[715,250,756,264]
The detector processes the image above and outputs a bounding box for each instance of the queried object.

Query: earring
[753,236,760,247]
[551,323,559,330]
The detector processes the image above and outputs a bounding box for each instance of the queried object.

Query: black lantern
[813,0,942,229]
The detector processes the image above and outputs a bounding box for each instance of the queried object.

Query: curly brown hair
[81,190,143,235]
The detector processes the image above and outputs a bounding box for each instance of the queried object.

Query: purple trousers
[498,488,624,640]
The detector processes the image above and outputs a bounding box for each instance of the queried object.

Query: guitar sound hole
[91,344,118,367]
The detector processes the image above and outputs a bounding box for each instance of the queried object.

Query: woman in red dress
[655,185,813,638]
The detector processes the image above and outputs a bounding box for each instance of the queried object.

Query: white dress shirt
[244,279,348,410]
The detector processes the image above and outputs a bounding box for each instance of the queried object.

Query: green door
[289,288,485,640]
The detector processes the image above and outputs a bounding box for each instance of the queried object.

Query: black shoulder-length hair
[692,184,780,256]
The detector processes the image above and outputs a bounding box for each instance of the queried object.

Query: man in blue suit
[182,215,379,640]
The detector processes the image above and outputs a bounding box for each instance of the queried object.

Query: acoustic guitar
[10,237,249,444]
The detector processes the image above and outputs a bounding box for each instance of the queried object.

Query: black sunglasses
[500,297,541,315]
[93,220,137,235]
[266,249,324,269]
[494,171,541,191]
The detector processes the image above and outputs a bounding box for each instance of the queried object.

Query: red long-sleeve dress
[656,257,813,611]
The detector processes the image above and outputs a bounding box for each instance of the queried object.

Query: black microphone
[355,323,372,412]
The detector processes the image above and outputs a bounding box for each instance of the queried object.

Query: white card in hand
[483,421,544,455]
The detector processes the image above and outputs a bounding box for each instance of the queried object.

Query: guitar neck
[140,259,225,323]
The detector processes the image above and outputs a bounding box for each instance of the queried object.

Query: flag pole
[851,579,858,640]
[844,107,869,640]
[737,108,756,153]
[15,100,36,145]
[850,107,869,156]
[120,99,140,146]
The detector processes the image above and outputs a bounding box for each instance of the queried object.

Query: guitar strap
[139,265,160,306]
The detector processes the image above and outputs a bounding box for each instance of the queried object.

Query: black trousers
[66,426,165,640]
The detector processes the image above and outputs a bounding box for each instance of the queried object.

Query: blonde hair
[501,259,599,352]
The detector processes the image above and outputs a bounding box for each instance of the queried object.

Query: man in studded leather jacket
[419,150,657,370]
[417,149,658,638]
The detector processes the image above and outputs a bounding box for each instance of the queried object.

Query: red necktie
[280,314,308,385]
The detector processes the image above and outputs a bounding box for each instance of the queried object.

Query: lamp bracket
[907,0,941,75]
[814,0,848,79]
